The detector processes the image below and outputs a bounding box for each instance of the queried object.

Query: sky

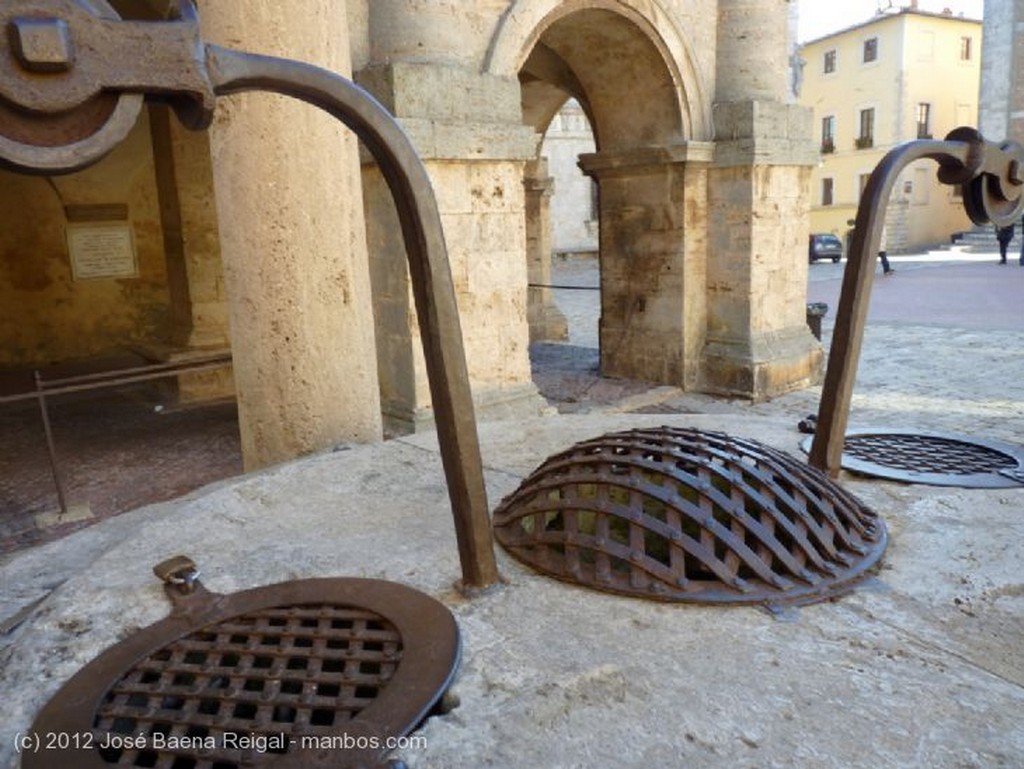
[798,0,984,42]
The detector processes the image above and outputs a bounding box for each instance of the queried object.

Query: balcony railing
[855,136,874,149]
[821,138,835,154]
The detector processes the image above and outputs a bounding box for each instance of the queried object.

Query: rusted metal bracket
[808,128,1024,476]
[0,0,213,173]
[0,0,500,590]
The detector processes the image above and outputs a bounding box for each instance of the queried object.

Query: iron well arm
[809,128,1024,476]
[0,0,499,591]
[203,45,500,591]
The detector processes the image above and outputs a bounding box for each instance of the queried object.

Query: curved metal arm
[204,46,500,591]
[0,0,499,591]
[809,129,1024,476]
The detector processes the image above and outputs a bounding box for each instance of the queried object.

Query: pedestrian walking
[878,227,893,275]
[996,222,1015,264]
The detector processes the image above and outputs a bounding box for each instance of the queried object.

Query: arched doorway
[496,2,715,392]
[524,98,601,401]
[525,98,597,350]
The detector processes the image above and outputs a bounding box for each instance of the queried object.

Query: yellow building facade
[800,9,981,252]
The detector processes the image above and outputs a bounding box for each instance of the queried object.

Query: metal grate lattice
[846,434,1013,474]
[26,574,460,769]
[801,429,1024,488]
[94,604,401,767]
[493,427,887,605]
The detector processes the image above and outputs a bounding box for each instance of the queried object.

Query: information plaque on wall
[66,222,138,280]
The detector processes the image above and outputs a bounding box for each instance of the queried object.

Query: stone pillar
[357,5,548,434]
[524,158,568,343]
[199,0,382,469]
[716,0,791,104]
[980,0,1024,145]
[367,0,505,66]
[703,0,821,398]
[363,153,547,434]
[579,143,713,389]
[147,104,234,403]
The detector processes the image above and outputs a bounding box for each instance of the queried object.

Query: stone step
[942,223,1020,253]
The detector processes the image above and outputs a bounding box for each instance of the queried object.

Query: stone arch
[501,0,715,390]
[485,0,712,142]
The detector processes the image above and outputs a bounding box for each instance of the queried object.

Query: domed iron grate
[493,427,887,605]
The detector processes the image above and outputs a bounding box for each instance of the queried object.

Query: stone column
[703,0,822,398]
[357,3,548,434]
[980,0,1024,145]
[716,0,792,104]
[147,104,234,403]
[579,143,713,389]
[524,158,568,343]
[199,0,382,469]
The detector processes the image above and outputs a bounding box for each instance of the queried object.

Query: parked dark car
[809,233,843,263]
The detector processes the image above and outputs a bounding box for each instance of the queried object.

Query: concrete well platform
[1,410,1022,769]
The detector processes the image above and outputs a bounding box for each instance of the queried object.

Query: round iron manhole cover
[493,426,887,606]
[800,429,1024,488]
[25,573,459,769]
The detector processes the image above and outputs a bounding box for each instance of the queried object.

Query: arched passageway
[512,4,713,389]
[357,0,820,431]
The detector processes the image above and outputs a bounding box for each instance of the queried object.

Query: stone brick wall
[0,115,172,367]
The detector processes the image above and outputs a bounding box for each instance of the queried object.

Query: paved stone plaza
[1,249,1022,768]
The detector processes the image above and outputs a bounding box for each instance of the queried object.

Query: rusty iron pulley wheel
[24,557,460,769]
[493,427,888,606]
[0,0,214,174]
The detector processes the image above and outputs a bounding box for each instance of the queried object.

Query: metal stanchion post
[34,371,68,515]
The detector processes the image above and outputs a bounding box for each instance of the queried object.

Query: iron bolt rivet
[10,17,74,73]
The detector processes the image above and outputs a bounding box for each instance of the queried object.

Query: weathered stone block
[713,101,817,167]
